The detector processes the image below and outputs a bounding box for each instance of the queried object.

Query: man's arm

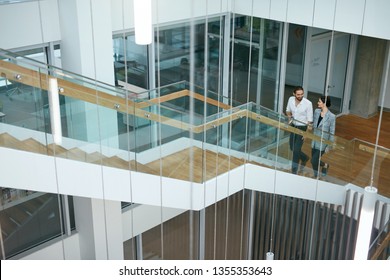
[286,111,293,124]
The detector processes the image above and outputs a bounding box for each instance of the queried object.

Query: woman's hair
[320,95,331,107]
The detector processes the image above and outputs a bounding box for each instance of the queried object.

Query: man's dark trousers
[289,125,308,174]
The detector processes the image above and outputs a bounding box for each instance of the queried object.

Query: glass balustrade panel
[0,56,49,156]
[1,49,361,189]
[348,139,390,198]
[247,102,288,172]
[130,97,195,180]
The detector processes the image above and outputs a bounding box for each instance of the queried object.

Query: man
[286,86,313,174]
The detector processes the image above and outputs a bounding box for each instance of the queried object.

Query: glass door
[306,29,350,115]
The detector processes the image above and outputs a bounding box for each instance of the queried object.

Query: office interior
[0,0,389,260]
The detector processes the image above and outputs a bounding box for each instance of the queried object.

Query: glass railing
[1,48,390,197]
[0,49,194,175]
[346,139,390,198]
[1,48,389,260]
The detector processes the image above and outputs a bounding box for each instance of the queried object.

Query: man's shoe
[321,163,329,176]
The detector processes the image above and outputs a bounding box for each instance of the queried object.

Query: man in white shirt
[286,86,313,174]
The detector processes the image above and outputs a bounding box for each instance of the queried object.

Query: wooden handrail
[0,60,343,149]
[359,143,389,157]
[0,60,191,131]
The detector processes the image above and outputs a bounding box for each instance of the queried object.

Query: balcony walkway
[334,113,390,198]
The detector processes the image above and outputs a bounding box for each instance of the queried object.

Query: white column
[57,0,119,147]
[354,186,377,260]
[73,197,124,260]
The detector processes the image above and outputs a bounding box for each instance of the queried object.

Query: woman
[311,95,336,177]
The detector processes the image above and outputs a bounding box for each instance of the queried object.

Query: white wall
[0,140,350,211]
[1,0,390,52]
[17,234,81,260]
[122,204,186,240]
[0,0,61,50]
[16,204,186,260]
[233,0,390,40]
[110,0,230,32]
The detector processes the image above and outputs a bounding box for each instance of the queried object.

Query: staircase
[0,193,52,241]
[0,132,257,184]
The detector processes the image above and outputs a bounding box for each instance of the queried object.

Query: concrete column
[379,42,390,110]
[57,0,119,146]
[350,36,387,118]
[73,197,124,260]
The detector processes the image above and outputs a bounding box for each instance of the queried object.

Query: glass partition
[154,17,223,89]
[113,33,149,89]
[306,30,351,115]
[247,102,290,172]
[1,44,389,261]
[1,45,383,190]
[231,16,283,111]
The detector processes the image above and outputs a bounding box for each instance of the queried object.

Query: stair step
[21,198,43,214]
[129,160,160,175]
[0,193,52,241]
[103,156,130,169]
[4,208,29,225]
[0,133,23,150]
[86,151,107,164]
[21,138,48,154]
[1,133,248,183]
[47,143,68,156]
[0,214,17,237]
[0,134,50,155]
[67,147,87,161]
[35,193,52,205]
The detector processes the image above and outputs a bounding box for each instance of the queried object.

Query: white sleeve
[307,101,313,123]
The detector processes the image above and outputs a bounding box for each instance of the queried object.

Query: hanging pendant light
[133,0,152,45]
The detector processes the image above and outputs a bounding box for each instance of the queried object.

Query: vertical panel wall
[286,0,315,26]
[333,0,365,35]
[269,0,288,22]
[232,0,390,41]
[1,0,390,54]
[312,0,336,30]
[362,0,390,40]
[0,1,61,50]
[251,191,360,260]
